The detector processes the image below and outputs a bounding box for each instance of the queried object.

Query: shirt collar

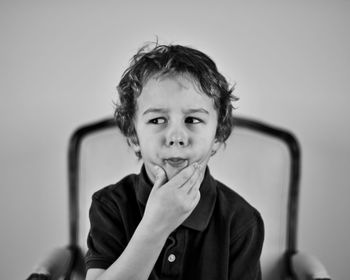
[135,164,217,231]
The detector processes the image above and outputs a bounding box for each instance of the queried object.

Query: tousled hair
[114,43,238,158]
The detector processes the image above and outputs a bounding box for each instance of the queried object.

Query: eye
[148,117,166,124]
[185,117,202,124]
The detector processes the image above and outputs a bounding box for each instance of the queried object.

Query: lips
[165,158,188,168]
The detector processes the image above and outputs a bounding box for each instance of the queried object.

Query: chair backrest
[68,116,300,280]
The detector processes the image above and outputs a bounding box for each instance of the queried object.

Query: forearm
[88,164,201,280]
[95,219,169,280]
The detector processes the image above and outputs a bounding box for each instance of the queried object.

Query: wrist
[138,218,171,243]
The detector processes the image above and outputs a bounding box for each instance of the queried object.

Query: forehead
[137,74,216,113]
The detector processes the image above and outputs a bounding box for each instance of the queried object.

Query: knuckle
[176,196,192,213]
[181,170,191,181]
[187,176,196,187]
[182,164,195,178]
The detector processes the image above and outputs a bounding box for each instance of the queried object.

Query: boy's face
[132,74,221,183]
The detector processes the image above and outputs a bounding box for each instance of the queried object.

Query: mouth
[165,158,189,168]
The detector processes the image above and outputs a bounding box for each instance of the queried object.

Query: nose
[165,125,189,147]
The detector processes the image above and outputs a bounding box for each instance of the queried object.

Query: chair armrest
[291,252,331,280]
[29,246,74,280]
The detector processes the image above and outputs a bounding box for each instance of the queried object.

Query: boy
[85,43,264,280]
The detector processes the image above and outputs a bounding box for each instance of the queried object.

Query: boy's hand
[141,163,204,235]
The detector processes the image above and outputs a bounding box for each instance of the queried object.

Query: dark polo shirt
[85,165,264,279]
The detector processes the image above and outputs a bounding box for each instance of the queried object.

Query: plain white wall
[1,0,349,279]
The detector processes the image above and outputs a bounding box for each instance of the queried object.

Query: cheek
[136,126,161,145]
[139,136,161,158]
[194,137,215,155]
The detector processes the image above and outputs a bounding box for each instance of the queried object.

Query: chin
[164,166,186,181]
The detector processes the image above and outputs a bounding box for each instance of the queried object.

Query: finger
[187,164,204,195]
[187,175,202,195]
[181,164,202,193]
[178,162,204,190]
[188,178,201,196]
[190,189,201,209]
[167,163,197,189]
[153,165,167,189]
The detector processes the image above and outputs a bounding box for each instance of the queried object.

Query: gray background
[1,1,349,279]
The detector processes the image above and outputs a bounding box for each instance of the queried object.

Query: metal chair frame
[66,116,301,278]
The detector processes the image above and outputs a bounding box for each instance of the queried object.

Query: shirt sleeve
[229,210,265,280]
[85,194,127,270]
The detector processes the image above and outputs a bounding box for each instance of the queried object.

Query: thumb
[153,165,167,189]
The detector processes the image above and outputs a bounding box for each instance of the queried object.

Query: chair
[27,116,331,280]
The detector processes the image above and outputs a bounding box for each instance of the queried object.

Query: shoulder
[215,178,258,216]
[214,179,264,239]
[91,173,139,208]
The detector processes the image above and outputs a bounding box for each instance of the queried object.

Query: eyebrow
[142,108,210,115]
[142,108,167,115]
[185,108,210,115]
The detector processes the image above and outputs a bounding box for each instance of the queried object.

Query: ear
[130,142,141,153]
[211,139,222,157]
[127,135,141,153]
